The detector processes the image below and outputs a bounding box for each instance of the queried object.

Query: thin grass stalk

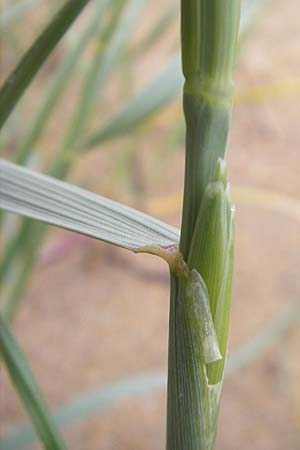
[1,221,45,321]
[16,0,110,167]
[50,0,147,177]
[0,315,68,450]
[129,3,177,58]
[0,0,92,131]
[166,2,241,449]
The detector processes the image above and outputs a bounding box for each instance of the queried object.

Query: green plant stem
[167,274,222,450]
[180,1,241,257]
[166,2,241,450]
[0,0,92,132]
[1,221,45,322]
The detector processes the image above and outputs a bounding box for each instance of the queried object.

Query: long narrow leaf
[91,0,146,99]
[82,55,182,148]
[0,159,180,251]
[130,3,178,57]
[16,0,111,166]
[0,315,68,450]
[0,0,92,131]
[52,0,145,177]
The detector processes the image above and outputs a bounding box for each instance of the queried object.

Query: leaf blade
[0,159,180,251]
[16,0,111,166]
[0,0,92,131]
[0,315,68,450]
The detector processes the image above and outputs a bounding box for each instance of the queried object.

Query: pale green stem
[166,2,241,449]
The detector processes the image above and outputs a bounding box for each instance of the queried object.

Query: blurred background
[0,0,299,449]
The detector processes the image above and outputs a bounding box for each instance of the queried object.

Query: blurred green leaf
[1,372,166,450]
[0,315,68,450]
[227,304,300,373]
[16,0,111,166]
[0,0,93,131]
[82,54,182,148]
[130,3,178,57]
[52,0,146,177]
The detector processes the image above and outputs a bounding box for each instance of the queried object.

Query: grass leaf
[16,0,111,166]
[82,55,182,148]
[0,0,92,131]
[0,315,68,450]
[0,159,180,252]
[1,372,166,450]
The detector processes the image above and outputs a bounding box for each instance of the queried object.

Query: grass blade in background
[16,0,111,166]
[51,0,146,177]
[130,2,178,57]
[90,0,146,101]
[0,0,92,131]
[227,304,300,373]
[0,159,180,251]
[0,315,68,450]
[82,55,182,148]
[1,372,166,450]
